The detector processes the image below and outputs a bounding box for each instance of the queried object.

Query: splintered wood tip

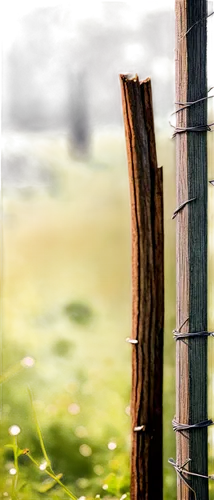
[140,76,151,85]
[120,73,139,83]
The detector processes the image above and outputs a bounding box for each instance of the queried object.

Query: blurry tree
[3,5,174,132]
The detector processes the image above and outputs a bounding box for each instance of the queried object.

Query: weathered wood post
[120,75,164,500]
[174,1,208,499]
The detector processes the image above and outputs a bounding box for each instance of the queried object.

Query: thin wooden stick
[120,75,164,500]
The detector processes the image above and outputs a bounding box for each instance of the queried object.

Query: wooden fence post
[120,75,164,500]
[174,1,208,499]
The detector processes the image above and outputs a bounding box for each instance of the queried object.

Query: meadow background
[1,2,214,499]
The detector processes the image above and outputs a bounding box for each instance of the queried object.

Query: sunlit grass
[5,414,77,500]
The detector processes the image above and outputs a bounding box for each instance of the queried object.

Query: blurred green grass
[3,126,209,499]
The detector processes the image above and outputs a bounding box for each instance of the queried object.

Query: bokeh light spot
[93,465,104,476]
[75,426,88,438]
[20,356,35,367]
[8,425,21,436]
[76,478,89,489]
[9,468,17,476]
[102,484,108,490]
[79,444,92,457]
[68,403,80,415]
[108,441,117,450]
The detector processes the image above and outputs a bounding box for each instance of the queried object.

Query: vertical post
[120,75,164,500]
[175,1,208,499]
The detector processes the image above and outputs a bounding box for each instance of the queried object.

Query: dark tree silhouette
[3,5,174,133]
[1,0,92,151]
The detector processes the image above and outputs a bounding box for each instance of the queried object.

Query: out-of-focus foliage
[0,129,176,499]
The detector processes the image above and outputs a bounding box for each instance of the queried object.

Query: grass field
[1,127,213,499]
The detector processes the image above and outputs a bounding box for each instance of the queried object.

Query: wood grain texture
[175,1,208,499]
[120,75,164,500]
